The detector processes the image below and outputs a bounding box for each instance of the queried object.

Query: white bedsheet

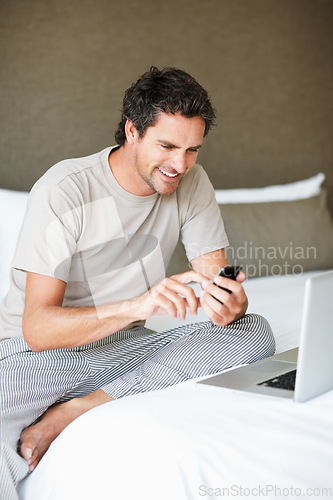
[18,271,333,499]
[19,381,333,500]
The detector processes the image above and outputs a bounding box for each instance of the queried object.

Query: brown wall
[1,0,332,213]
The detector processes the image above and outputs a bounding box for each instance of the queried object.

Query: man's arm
[22,270,206,352]
[191,248,248,326]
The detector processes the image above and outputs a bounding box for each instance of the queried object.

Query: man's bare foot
[20,389,113,472]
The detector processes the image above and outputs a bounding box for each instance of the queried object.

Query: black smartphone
[217,265,243,293]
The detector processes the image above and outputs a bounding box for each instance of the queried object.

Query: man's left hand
[199,271,248,326]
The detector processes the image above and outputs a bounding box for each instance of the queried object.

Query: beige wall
[1,0,332,213]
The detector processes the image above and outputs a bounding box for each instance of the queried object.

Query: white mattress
[19,383,333,500]
[18,271,333,500]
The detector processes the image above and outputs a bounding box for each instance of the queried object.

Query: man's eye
[162,145,173,149]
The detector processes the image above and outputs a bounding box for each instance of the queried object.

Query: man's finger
[151,277,200,317]
[170,270,208,286]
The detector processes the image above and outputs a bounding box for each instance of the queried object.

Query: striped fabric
[0,314,275,500]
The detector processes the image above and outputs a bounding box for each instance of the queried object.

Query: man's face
[128,112,206,196]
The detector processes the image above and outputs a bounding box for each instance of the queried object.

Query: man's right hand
[22,270,207,352]
[133,270,207,321]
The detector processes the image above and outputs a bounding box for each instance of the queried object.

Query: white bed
[18,270,333,500]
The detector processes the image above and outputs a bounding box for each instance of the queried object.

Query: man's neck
[108,145,154,197]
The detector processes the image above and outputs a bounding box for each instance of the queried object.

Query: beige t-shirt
[0,146,228,340]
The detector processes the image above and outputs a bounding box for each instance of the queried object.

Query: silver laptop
[198,271,333,402]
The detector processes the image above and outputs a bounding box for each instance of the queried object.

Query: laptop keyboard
[258,370,297,391]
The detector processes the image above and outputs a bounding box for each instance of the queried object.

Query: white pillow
[0,188,29,300]
[215,173,325,204]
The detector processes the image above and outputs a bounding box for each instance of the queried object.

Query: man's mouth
[158,167,178,178]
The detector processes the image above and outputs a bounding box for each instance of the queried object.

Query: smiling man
[0,67,275,499]
[111,111,205,196]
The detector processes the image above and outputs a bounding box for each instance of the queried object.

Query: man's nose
[172,150,187,174]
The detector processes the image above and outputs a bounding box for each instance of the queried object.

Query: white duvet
[18,271,333,500]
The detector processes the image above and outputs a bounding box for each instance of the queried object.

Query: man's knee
[239,313,276,357]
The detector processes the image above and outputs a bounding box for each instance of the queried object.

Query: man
[0,67,275,499]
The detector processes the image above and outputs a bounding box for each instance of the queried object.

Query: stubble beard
[138,162,182,196]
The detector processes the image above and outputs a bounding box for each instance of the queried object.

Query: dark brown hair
[114,66,216,145]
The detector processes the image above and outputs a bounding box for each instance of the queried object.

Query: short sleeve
[177,166,229,262]
[12,184,80,282]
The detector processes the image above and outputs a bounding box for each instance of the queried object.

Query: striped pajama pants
[0,314,275,500]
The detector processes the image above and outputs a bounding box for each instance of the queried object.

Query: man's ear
[124,120,139,144]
